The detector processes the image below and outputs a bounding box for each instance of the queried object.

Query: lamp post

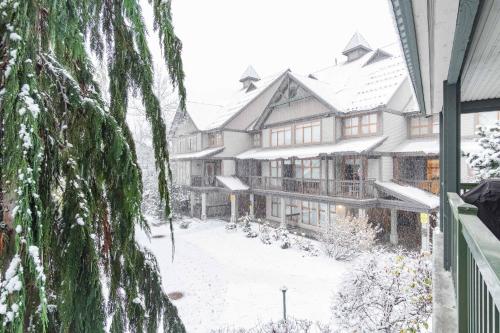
[281,286,287,322]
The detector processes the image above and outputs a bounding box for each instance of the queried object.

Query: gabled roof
[181,70,288,131]
[343,32,372,55]
[240,65,260,82]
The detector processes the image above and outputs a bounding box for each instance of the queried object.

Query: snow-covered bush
[320,216,380,261]
[179,220,191,229]
[225,222,237,232]
[467,122,500,180]
[291,232,319,256]
[258,222,272,245]
[332,249,432,332]
[210,318,326,333]
[273,228,291,249]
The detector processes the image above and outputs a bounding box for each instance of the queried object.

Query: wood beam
[461,98,500,114]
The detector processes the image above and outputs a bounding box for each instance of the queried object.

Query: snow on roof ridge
[187,100,224,107]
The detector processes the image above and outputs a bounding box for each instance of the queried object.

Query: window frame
[208,131,223,147]
[343,112,379,138]
[253,133,261,147]
[270,126,292,147]
[295,121,321,145]
[271,196,281,218]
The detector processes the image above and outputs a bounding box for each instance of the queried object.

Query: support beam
[249,193,255,219]
[230,193,237,223]
[461,98,500,114]
[442,81,461,271]
[201,192,207,220]
[390,208,398,245]
[280,197,286,229]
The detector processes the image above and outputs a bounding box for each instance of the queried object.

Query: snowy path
[137,218,351,332]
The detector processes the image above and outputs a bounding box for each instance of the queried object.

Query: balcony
[446,192,500,331]
[247,176,376,199]
[394,178,440,195]
[189,175,221,188]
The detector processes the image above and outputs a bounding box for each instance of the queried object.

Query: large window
[295,159,320,179]
[301,201,319,226]
[271,126,292,146]
[271,196,281,218]
[208,131,223,147]
[343,113,378,137]
[295,121,321,144]
[175,135,197,153]
[410,115,439,137]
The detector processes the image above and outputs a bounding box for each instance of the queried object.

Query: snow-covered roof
[310,49,409,112]
[236,136,387,160]
[375,181,440,210]
[216,176,249,191]
[391,138,482,155]
[185,71,287,131]
[342,32,372,54]
[171,147,224,160]
[240,65,260,82]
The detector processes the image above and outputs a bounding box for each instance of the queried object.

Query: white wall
[380,156,393,181]
[367,158,380,180]
[321,116,335,143]
[377,111,407,152]
[214,131,252,158]
[262,128,270,148]
[222,160,235,176]
[264,97,331,126]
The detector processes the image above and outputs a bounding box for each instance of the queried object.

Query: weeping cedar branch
[0,0,186,332]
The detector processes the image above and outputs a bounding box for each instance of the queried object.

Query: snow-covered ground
[137,217,353,332]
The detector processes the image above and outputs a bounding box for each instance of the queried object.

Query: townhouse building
[169,33,489,249]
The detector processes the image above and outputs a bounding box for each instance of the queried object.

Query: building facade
[169,33,489,249]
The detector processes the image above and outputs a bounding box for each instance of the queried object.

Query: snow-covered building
[168,33,487,249]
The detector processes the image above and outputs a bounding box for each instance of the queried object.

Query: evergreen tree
[0,0,186,332]
[467,122,500,180]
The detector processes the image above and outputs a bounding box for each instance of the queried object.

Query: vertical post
[249,193,255,219]
[190,192,196,217]
[230,193,237,223]
[359,157,365,198]
[420,213,430,253]
[390,208,398,245]
[201,192,207,220]
[281,286,287,322]
[439,111,444,232]
[280,197,286,229]
[442,81,461,270]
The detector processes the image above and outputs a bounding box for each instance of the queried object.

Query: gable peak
[342,32,372,61]
[239,65,260,88]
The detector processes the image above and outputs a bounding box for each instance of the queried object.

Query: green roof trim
[390,0,426,115]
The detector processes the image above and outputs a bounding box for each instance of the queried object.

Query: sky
[169,0,400,103]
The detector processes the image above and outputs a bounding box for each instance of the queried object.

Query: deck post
[390,208,398,245]
[230,193,237,223]
[249,193,255,219]
[442,81,461,270]
[190,192,196,217]
[280,197,286,229]
[201,192,207,220]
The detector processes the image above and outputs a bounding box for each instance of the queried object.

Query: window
[300,201,319,226]
[295,121,321,144]
[319,203,328,225]
[361,113,378,134]
[329,204,337,224]
[175,135,197,153]
[294,159,320,179]
[253,133,261,147]
[270,160,282,187]
[410,115,439,137]
[271,196,281,218]
[271,127,291,146]
[477,111,500,127]
[344,113,378,137]
[208,131,223,147]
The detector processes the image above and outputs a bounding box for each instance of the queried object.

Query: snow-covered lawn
[137,217,353,332]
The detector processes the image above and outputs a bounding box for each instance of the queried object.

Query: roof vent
[239,65,260,89]
[342,32,372,62]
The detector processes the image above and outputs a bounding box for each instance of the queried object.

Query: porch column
[359,157,365,198]
[390,208,398,245]
[190,192,196,217]
[442,81,460,270]
[201,192,207,220]
[249,193,255,219]
[421,213,430,253]
[280,197,286,229]
[230,193,237,223]
[359,209,367,219]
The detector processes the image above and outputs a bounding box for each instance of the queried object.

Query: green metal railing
[448,192,500,332]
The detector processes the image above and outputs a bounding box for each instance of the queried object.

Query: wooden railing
[394,178,440,194]
[448,192,500,332]
[248,176,376,199]
[190,175,220,187]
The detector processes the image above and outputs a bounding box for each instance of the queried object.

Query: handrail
[448,192,500,331]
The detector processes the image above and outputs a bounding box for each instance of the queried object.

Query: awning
[171,147,224,160]
[375,181,440,210]
[236,136,387,160]
[216,176,249,191]
[392,138,481,155]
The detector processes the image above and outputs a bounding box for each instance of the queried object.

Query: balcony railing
[448,192,500,331]
[248,176,376,199]
[394,178,440,194]
[190,175,221,187]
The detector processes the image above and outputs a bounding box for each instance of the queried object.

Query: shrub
[332,249,432,332]
[320,216,380,261]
